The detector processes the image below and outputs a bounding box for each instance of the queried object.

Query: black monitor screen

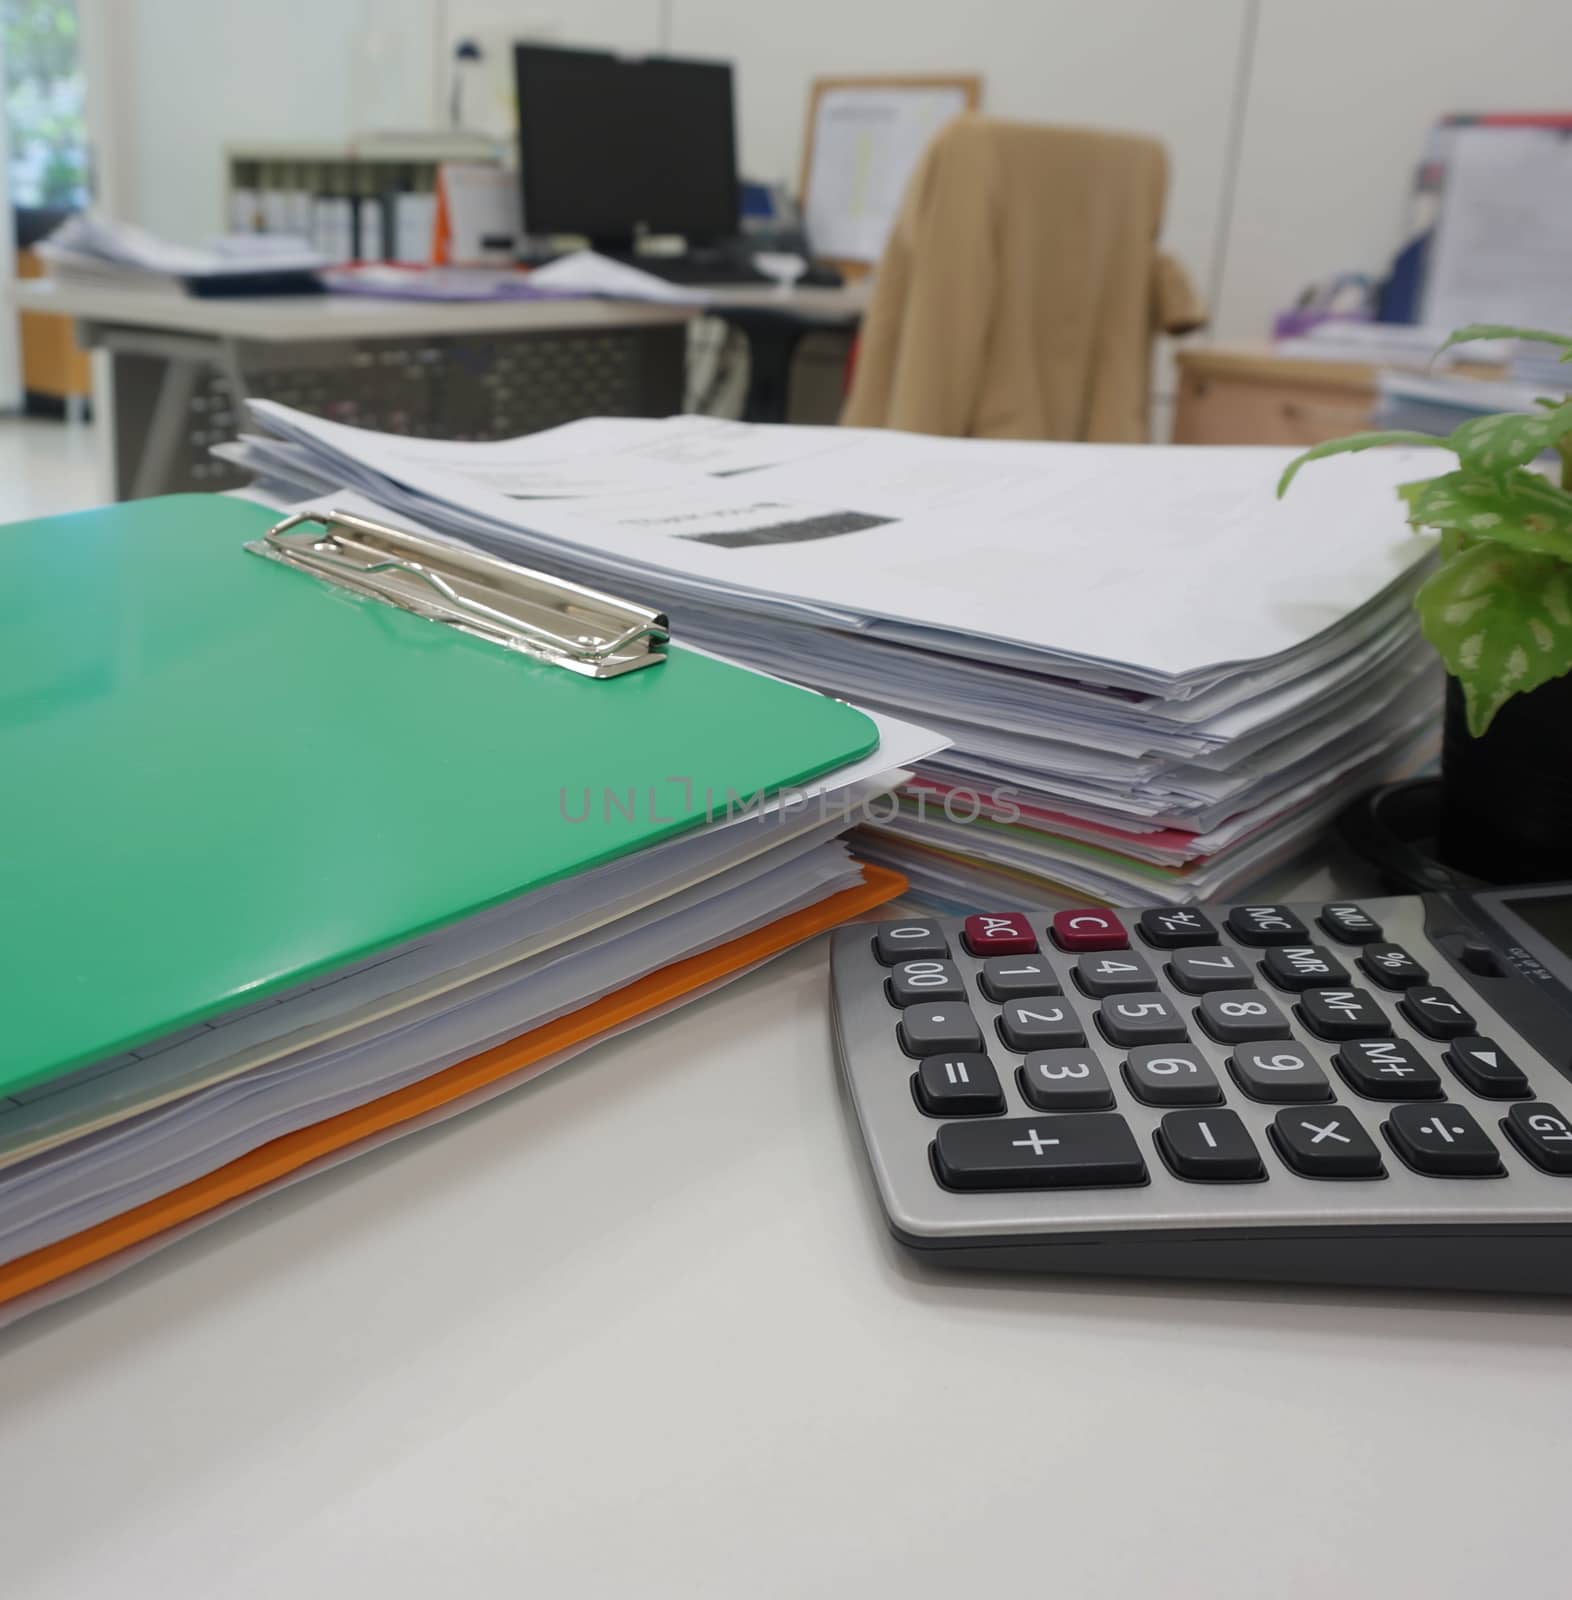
[515,45,738,245]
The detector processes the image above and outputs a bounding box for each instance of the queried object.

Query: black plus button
[997,998,1086,1051]
[1096,992,1189,1046]
[1318,903,1384,944]
[898,1003,984,1058]
[1226,904,1309,946]
[873,921,950,964]
[1018,1049,1115,1110]
[1444,1036,1531,1099]
[1168,946,1255,994]
[1156,1109,1265,1181]
[887,959,967,1006]
[1400,987,1477,1040]
[912,1053,1005,1117]
[1136,907,1219,948]
[1385,1103,1502,1176]
[1260,944,1349,992]
[1270,1106,1385,1178]
[1297,987,1393,1041]
[1195,988,1291,1043]
[1357,944,1429,990]
[1503,1102,1572,1174]
[1335,1039,1442,1100]
[1123,1045,1222,1106]
[932,1115,1148,1190]
[1229,1041,1332,1103]
[978,955,1060,1002]
[1073,951,1156,997]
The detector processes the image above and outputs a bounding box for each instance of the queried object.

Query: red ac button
[962,912,1039,957]
[1051,909,1128,951]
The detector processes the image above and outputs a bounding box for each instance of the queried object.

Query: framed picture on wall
[800,73,982,275]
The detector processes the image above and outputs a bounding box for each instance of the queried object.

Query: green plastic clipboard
[0,495,878,1093]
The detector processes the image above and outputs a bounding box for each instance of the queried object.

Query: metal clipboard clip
[249,508,670,678]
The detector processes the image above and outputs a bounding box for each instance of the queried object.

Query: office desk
[10,279,869,500]
[2,867,1567,1599]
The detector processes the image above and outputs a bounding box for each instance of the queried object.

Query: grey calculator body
[831,887,1572,1293]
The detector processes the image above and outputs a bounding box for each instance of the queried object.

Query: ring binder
[250,508,670,677]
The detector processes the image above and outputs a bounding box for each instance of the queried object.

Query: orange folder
[0,864,904,1313]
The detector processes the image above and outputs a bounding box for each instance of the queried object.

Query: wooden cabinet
[1172,345,1377,446]
[15,249,92,406]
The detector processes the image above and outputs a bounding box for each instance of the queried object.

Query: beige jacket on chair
[841,114,1206,441]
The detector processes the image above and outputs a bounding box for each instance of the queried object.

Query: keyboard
[831,889,1572,1293]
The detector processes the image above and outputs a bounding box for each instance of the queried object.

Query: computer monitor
[514,45,740,253]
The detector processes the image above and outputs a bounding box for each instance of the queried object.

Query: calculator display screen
[1502,893,1572,960]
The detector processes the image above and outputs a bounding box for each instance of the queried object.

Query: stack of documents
[37,213,326,293]
[223,408,1446,912]
[0,494,937,1322]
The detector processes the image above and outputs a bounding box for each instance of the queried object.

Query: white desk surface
[11,277,870,343]
[2,873,1569,1598]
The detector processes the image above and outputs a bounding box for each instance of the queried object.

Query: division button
[1270,1105,1385,1178]
[1384,1102,1503,1176]
[1156,1109,1265,1181]
[932,1115,1148,1190]
[913,1053,1005,1117]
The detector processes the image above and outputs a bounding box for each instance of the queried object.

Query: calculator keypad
[845,898,1572,1265]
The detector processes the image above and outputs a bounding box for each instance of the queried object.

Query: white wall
[1216,0,1572,341]
[89,0,1572,343]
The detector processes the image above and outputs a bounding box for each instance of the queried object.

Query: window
[3,0,87,211]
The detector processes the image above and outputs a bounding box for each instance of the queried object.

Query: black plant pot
[1438,672,1572,883]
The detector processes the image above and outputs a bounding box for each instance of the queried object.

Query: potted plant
[1279,324,1572,883]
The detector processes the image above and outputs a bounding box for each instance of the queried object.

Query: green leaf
[1276,431,1447,498]
[1448,399,1572,475]
[1402,469,1572,559]
[1416,543,1572,734]
[1435,324,1572,362]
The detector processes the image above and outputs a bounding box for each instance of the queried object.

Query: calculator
[831,886,1572,1293]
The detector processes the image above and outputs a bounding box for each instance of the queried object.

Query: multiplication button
[932,1115,1147,1191]
[1270,1106,1385,1178]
